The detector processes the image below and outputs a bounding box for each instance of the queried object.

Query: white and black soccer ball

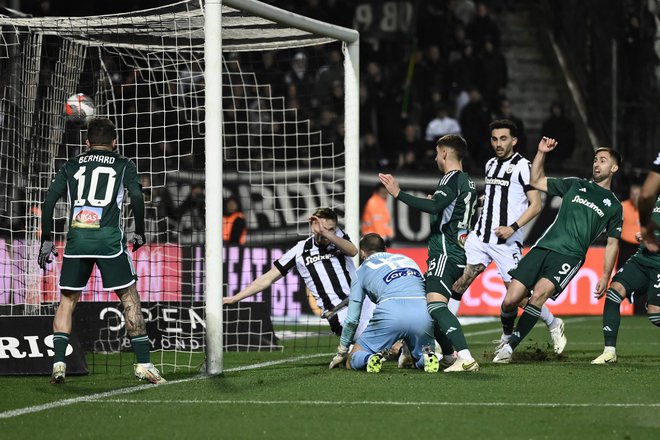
[65,93,95,124]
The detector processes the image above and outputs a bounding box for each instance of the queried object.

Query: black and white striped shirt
[274,229,356,312]
[475,152,533,244]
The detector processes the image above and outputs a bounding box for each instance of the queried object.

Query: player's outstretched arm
[223,267,283,305]
[530,136,558,193]
[595,237,619,298]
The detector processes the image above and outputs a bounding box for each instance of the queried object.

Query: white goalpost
[0,0,359,376]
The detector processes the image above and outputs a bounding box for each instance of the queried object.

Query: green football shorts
[59,250,137,291]
[509,247,583,300]
[612,254,660,306]
[425,253,465,300]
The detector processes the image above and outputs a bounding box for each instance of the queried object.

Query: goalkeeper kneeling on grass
[329,234,440,373]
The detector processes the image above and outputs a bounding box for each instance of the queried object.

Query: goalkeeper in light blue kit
[329,233,439,373]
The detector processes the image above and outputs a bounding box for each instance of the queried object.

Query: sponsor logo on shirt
[579,187,587,192]
[603,198,611,207]
[304,250,341,266]
[383,268,422,284]
[71,206,102,229]
[485,177,510,187]
[571,195,604,217]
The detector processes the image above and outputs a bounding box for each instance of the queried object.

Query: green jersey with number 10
[45,149,142,257]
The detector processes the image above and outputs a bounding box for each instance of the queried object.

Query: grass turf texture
[1,316,658,439]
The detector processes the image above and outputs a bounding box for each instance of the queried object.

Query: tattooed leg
[452,263,486,295]
[117,284,146,337]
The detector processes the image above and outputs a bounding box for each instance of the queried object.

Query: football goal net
[0,0,359,375]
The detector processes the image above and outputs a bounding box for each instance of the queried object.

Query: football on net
[65,93,95,124]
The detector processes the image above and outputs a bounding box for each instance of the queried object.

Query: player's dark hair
[489,119,518,139]
[360,233,386,253]
[312,207,338,222]
[87,118,116,147]
[436,134,467,161]
[595,147,622,166]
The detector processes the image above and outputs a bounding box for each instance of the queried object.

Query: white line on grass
[0,353,331,420]
[88,399,660,408]
[0,317,595,420]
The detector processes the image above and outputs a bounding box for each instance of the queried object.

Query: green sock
[433,321,454,355]
[509,304,541,350]
[53,332,69,363]
[131,335,151,364]
[500,305,517,335]
[603,288,623,346]
[427,301,468,351]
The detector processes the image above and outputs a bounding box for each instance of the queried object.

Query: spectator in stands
[361,183,394,246]
[467,1,500,51]
[254,50,285,97]
[496,98,527,155]
[397,123,425,171]
[178,183,205,238]
[425,103,461,143]
[419,45,452,99]
[361,132,385,169]
[285,51,314,110]
[476,37,508,110]
[541,101,576,171]
[140,175,177,242]
[459,87,491,169]
[223,195,247,246]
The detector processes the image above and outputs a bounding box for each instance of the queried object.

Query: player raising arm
[493,138,623,363]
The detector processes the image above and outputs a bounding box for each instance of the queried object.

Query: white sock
[448,298,461,316]
[604,346,616,354]
[540,305,556,328]
[457,349,474,361]
[500,333,511,342]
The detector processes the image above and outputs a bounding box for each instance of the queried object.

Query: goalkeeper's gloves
[131,233,146,252]
[329,344,349,369]
[38,240,58,270]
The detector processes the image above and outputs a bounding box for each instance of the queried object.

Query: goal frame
[206,0,360,375]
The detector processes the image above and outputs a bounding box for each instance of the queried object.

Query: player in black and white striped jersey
[223,207,374,337]
[451,120,568,355]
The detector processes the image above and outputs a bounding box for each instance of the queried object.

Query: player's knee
[648,313,660,328]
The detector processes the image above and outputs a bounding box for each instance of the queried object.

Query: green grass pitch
[1,316,658,439]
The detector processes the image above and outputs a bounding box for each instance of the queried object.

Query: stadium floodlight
[0,0,359,376]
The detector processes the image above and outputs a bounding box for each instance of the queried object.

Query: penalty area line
[0,353,331,420]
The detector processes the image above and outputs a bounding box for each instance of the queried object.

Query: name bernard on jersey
[571,195,604,217]
[79,155,116,164]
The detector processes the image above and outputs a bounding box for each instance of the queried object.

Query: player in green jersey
[591,199,660,363]
[39,118,165,385]
[379,134,480,372]
[493,137,623,363]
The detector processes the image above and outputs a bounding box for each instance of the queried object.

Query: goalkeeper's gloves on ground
[38,240,58,270]
[132,233,146,252]
[329,344,349,369]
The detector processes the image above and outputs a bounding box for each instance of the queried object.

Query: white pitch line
[0,353,331,420]
[0,317,599,420]
[86,399,660,408]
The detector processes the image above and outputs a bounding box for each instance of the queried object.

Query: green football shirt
[534,177,623,258]
[632,194,660,269]
[398,170,477,259]
[41,149,144,257]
